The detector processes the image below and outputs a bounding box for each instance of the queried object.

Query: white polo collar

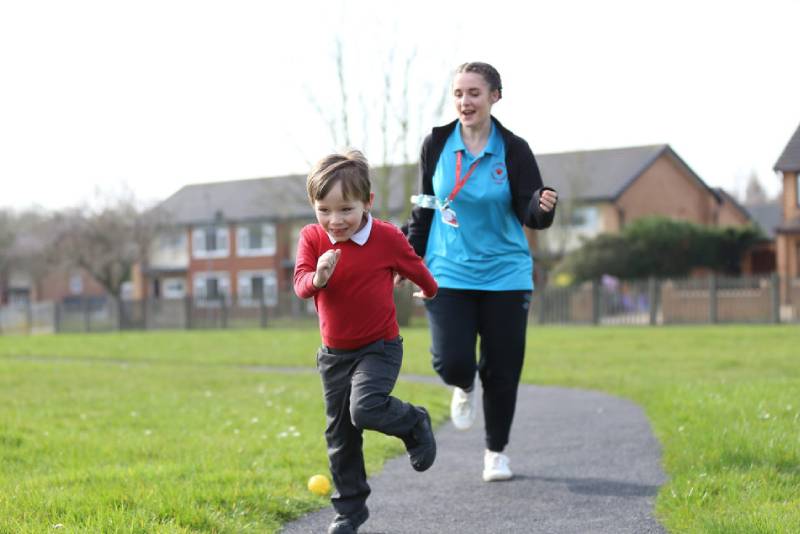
[327,213,372,246]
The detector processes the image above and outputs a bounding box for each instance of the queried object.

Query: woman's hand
[539,189,558,213]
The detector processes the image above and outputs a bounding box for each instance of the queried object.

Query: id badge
[440,206,459,228]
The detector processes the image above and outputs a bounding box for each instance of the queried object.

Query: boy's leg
[349,337,436,472]
[423,288,480,389]
[316,347,370,517]
[348,337,418,437]
[477,290,531,452]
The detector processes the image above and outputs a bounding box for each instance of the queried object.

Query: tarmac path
[280,379,667,534]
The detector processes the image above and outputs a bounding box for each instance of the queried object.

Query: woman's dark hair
[455,62,502,99]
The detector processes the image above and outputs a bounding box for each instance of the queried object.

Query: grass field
[1,325,799,533]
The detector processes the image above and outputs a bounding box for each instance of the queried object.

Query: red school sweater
[294,218,438,350]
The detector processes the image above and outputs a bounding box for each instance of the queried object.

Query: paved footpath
[280,380,667,534]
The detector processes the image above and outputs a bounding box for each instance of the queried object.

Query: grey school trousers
[316,336,420,516]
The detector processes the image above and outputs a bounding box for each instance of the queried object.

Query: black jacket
[405,117,556,257]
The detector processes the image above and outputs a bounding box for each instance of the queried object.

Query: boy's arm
[391,229,438,298]
[293,228,323,299]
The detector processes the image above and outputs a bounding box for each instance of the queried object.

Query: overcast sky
[1,0,799,212]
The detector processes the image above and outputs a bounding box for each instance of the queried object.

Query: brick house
[1,228,106,306]
[137,144,751,305]
[738,198,781,275]
[533,144,751,256]
[774,122,800,303]
[134,168,412,310]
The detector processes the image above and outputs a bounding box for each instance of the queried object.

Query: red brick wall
[37,269,107,302]
[617,154,715,226]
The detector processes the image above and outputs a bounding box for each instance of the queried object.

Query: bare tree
[55,194,164,326]
[6,210,61,301]
[306,38,450,220]
[538,153,592,260]
[744,171,769,206]
[0,210,14,303]
[0,210,13,267]
[303,37,451,325]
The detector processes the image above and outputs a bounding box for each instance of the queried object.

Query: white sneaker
[482,450,513,482]
[450,385,477,430]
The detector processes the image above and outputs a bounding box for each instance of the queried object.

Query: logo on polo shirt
[491,162,507,184]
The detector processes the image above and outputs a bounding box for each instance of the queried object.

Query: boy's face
[314,180,374,242]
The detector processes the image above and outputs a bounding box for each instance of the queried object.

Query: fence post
[141,298,148,331]
[260,298,268,328]
[648,277,659,326]
[221,296,228,329]
[84,298,91,332]
[184,296,193,330]
[54,301,61,333]
[592,279,601,325]
[537,291,546,325]
[770,273,781,324]
[118,298,123,331]
[26,300,33,335]
[709,273,718,324]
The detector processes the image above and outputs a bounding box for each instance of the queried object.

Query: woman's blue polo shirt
[425,121,534,291]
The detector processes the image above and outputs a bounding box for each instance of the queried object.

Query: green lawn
[0,338,448,533]
[1,325,799,533]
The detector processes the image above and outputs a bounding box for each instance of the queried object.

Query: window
[192,226,229,259]
[162,278,186,299]
[158,231,186,250]
[237,270,278,307]
[796,242,800,276]
[567,206,599,230]
[7,288,30,306]
[236,223,276,257]
[192,272,230,303]
[69,273,83,295]
[796,173,799,207]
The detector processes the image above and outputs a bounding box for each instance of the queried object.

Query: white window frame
[192,271,231,306]
[567,206,600,231]
[192,225,229,259]
[236,222,276,257]
[69,273,84,295]
[162,277,186,299]
[158,230,186,251]
[237,269,278,307]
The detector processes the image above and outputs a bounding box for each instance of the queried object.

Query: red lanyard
[448,151,481,203]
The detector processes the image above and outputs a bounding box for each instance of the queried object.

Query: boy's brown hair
[306,150,371,204]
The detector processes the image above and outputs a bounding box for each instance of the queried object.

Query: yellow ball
[307,474,331,496]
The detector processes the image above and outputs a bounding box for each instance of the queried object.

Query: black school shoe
[406,407,437,472]
[327,506,369,534]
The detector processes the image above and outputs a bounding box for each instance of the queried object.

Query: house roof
[776,217,800,234]
[774,122,800,172]
[159,165,416,225]
[158,174,309,225]
[159,145,716,224]
[535,144,715,202]
[745,201,782,238]
[714,187,752,223]
[159,166,416,225]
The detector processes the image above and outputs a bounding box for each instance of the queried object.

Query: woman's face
[452,72,500,129]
